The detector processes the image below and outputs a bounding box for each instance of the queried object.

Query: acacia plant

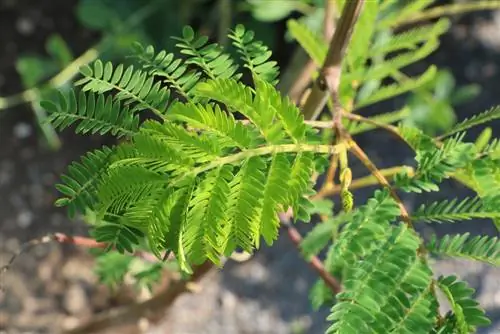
[3,0,500,332]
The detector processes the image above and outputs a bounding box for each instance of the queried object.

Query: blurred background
[0,0,499,333]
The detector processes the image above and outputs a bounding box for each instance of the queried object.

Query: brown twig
[288,61,317,103]
[324,0,336,41]
[314,165,414,199]
[0,233,171,292]
[64,261,214,334]
[287,0,338,104]
[279,212,342,294]
[302,0,366,121]
[276,0,366,297]
[347,139,412,227]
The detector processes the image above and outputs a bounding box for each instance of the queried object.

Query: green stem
[0,0,163,111]
[173,143,346,186]
[395,1,500,27]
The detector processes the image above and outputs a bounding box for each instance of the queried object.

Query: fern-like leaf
[256,153,291,246]
[131,42,201,101]
[182,165,233,264]
[287,19,326,66]
[94,251,132,289]
[327,224,434,334]
[91,221,144,254]
[228,24,279,84]
[412,196,500,223]
[441,105,500,139]
[346,39,439,86]
[345,0,379,71]
[76,60,170,117]
[54,146,114,218]
[43,89,139,137]
[427,233,499,266]
[371,18,450,56]
[355,65,437,108]
[166,101,258,150]
[379,0,435,28]
[195,77,307,144]
[395,132,476,192]
[300,212,353,259]
[438,275,491,332]
[225,157,267,254]
[173,26,240,81]
[97,165,168,220]
[328,189,401,274]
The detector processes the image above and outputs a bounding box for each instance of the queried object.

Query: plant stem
[64,261,214,334]
[302,0,365,121]
[218,0,232,46]
[347,139,413,227]
[0,233,174,292]
[279,212,342,294]
[172,143,346,187]
[395,1,500,27]
[314,165,414,199]
[0,0,163,111]
[0,48,99,110]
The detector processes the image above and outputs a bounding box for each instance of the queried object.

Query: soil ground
[0,1,499,333]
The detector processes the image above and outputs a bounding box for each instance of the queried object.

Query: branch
[302,0,365,121]
[347,139,412,227]
[395,1,500,27]
[64,261,214,334]
[277,0,365,297]
[0,233,170,292]
[279,212,342,294]
[314,165,414,199]
[288,0,338,104]
[0,0,163,111]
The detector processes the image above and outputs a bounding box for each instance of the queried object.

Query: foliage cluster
[5,0,500,333]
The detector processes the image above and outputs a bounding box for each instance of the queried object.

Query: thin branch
[302,0,365,121]
[342,111,401,137]
[288,0,338,103]
[314,165,414,199]
[324,0,336,41]
[64,261,214,334]
[279,212,342,294]
[0,233,170,292]
[288,61,317,104]
[277,0,365,296]
[347,139,412,227]
[395,1,500,27]
[217,0,231,46]
[0,0,163,111]
[0,48,99,110]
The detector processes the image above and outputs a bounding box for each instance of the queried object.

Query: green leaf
[427,233,499,266]
[248,0,298,22]
[355,65,437,108]
[438,275,491,331]
[441,106,500,139]
[77,0,119,30]
[287,19,327,66]
[46,34,73,67]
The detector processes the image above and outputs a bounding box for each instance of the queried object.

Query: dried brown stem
[279,212,342,294]
[64,261,214,334]
[0,233,170,292]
